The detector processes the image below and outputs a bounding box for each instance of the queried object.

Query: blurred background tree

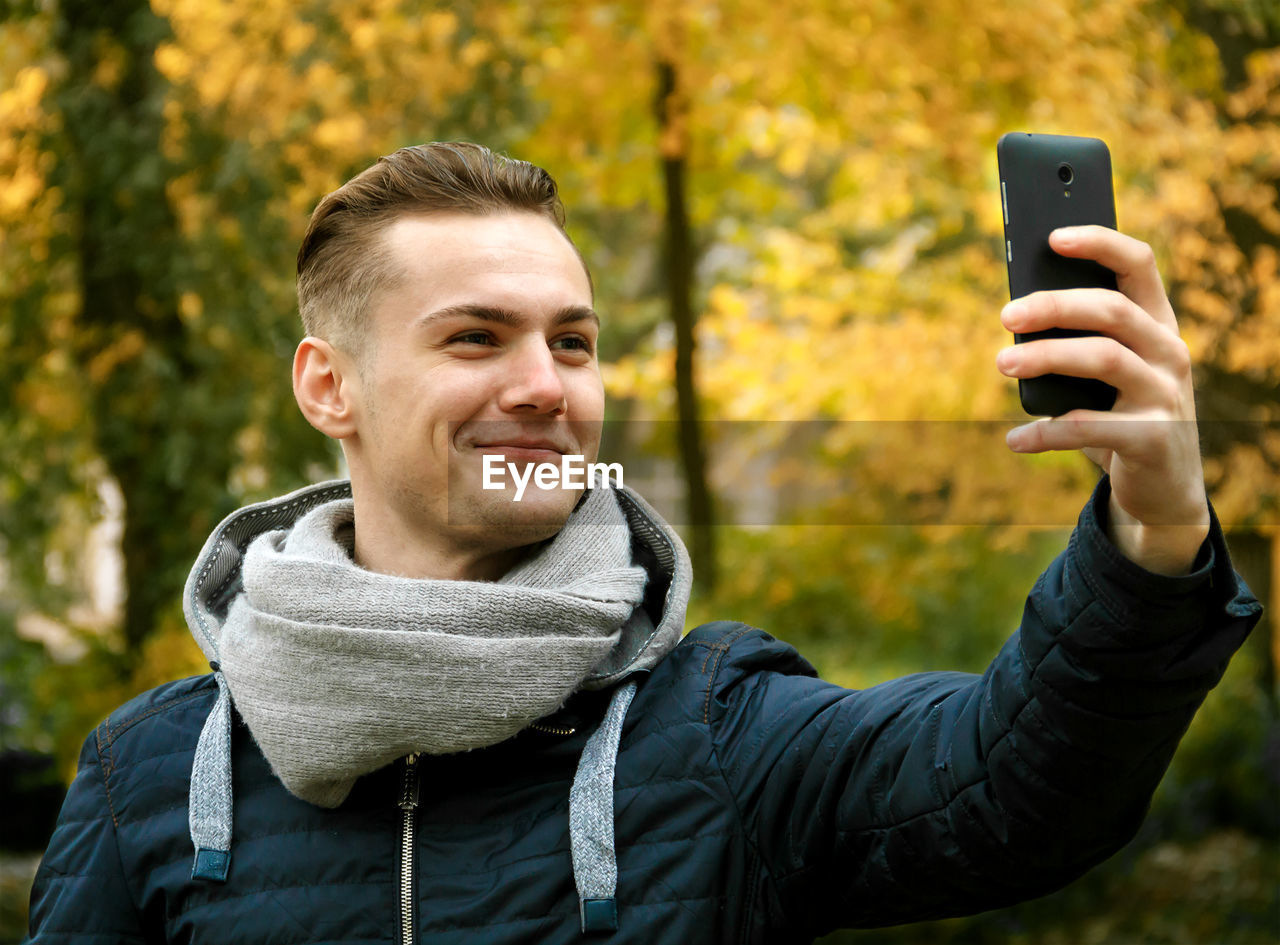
[1,0,1276,941]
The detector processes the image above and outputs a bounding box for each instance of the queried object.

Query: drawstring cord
[569,679,637,934]
[189,664,233,881]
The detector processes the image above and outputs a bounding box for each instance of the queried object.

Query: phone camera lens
[1057,163,1074,185]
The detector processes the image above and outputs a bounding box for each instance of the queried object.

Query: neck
[348,503,550,581]
[352,523,536,582]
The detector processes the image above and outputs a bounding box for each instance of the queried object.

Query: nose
[497,337,567,415]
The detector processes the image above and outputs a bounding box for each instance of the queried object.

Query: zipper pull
[400,753,420,810]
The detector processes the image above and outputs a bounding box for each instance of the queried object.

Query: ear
[293,337,360,439]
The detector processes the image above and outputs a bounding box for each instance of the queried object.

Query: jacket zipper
[399,753,420,945]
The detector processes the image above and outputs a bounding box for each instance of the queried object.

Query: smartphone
[997,132,1119,416]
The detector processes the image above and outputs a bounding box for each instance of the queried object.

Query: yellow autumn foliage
[1,0,1276,674]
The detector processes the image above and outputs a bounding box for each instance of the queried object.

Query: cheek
[573,369,605,413]
[422,367,500,423]
[571,375,605,458]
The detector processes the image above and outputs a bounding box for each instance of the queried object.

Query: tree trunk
[53,0,213,671]
[655,57,716,593]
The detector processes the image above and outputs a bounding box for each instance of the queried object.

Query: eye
[450,331,493,346]
[552,335,594,355]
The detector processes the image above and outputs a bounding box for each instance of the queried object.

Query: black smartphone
[997,132,1119,416]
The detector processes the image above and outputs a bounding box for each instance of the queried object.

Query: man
[26,142,1261,943]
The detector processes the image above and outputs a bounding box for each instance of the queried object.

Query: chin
[446,487,578,544]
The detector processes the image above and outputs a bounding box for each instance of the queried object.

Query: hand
[996,226,1210,576]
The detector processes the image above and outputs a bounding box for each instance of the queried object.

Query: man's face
[345,211,603,558]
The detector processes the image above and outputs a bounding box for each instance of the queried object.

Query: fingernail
[1052,227,1077,246]
[996,347,1020,372]
[1006,428,1027,451]
[1002,301,1026,327]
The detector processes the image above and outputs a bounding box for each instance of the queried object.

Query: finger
[1047,226,1177,331]
[996,335,1160,401]
[1000,287,1185,366]
[1005,413,1184,459]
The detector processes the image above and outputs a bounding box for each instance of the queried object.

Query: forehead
[378,212,592,306]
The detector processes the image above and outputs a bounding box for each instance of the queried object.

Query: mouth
[473,445,563,463]
[461,420,586,466]
[471,439,573,463]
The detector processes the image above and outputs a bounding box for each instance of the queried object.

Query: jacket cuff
[1070,476,1259,626]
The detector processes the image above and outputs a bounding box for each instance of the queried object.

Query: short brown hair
[296,142,587,355]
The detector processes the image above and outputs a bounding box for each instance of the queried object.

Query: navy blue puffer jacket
[26,482,1261,943]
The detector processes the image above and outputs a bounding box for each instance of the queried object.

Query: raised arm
[702,483,1260,941]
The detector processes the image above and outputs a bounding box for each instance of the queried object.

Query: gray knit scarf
[214,484,650,809]
[186,479,690,930]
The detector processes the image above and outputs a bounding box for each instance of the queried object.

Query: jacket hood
[183,478,692,685]
[182,478,691,929]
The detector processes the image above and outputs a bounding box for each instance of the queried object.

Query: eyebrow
[416,303,599,331]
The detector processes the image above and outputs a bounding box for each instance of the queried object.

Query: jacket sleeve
[703,476,1263,939]
[25,726,151,944]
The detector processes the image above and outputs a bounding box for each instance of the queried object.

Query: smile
[472,445,566,463]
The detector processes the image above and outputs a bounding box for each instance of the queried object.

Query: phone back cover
[998,133,1118,414]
